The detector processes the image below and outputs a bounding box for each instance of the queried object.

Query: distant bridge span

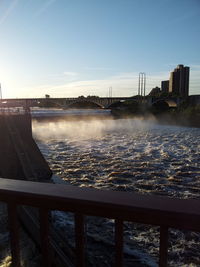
[0,97,131,109]
[0,95,184,110]
[147,96,182,108]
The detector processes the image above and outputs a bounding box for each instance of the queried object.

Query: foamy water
[33,114,200,266]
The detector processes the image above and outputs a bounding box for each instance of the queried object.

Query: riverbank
[158,114,200,128]
[111,109,200,128]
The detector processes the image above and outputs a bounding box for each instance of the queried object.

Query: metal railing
[0,99,31,115]
[0,107,27,115]
[0,178,200,267]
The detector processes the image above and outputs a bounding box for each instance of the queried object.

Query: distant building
[149,86,161,96]
[169,64,190,98]
[161,80,169,93]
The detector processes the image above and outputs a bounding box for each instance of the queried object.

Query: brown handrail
[0,178,200,266]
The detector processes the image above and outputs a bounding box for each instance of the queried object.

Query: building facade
[149,86,161,96]
[161,80,169,93]
[169,64,190,98]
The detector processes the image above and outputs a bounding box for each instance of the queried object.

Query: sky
[0,0,200,98]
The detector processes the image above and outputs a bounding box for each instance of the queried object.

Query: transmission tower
[138,72,146,96]
[109,86,112,97]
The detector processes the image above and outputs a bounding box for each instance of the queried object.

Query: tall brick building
[169,64,190,98]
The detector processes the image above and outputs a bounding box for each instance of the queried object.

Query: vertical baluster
[115,219,123,267]
[75,213,85,267]
[39,208,51,267]
[8,203,21,267]
[159,226,168,267]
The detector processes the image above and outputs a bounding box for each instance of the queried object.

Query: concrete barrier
[0,114,52,181]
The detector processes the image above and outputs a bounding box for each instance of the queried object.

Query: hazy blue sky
[0,0,199,98]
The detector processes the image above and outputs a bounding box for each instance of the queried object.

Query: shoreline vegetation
[110,100,200,128]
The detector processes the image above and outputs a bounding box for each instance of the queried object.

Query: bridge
[147,96,182,108]
[0,96,131,109]
[0,95,185,112]
[149,95,200,109]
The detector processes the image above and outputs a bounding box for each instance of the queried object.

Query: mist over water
[33,117,156,141]
[32,113,200,266]
[33,116,200,197]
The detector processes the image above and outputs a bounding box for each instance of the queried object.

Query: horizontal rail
[0,178,200,266]
[0,108,27,114]
[0,178,200,231]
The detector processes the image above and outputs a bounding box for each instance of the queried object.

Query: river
[32,109,200,267]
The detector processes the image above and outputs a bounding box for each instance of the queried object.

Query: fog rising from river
[32,116,200,266]
[33,117,156,141]
[33,117,200,199]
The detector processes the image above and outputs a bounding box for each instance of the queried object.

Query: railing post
[75,213,85,267]
[39,208,52,267]
[8,203,21,267]
[115,219,123,267]
[159,226,168,267]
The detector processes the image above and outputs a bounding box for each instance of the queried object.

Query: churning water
[32,110,200,266]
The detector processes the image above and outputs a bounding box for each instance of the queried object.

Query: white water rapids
[32,110,200,266]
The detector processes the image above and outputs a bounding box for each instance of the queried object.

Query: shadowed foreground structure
[0,178,200,267]
[0,113,51,180]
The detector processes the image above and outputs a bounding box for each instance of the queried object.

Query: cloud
[34,0,57,17]
[190,64,200,70]
[44,71,79,83]
[13,67,200,98]
[189,65,200,95]
[170,9,200,25]
[63,71,78,77]
[0,0,19,26]
[85,67,114,71]
[22,71,168,98]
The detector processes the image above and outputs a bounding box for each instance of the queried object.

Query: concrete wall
[189,95,200,105]
[0,114,52,181]
[0,116,26,179]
